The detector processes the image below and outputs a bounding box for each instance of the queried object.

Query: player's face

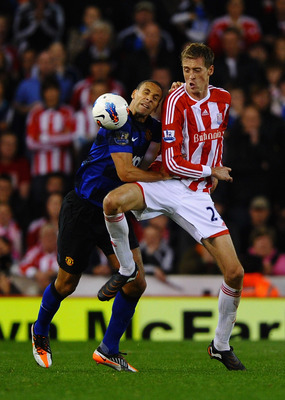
[182,57,214,100]
[130,82,162,121]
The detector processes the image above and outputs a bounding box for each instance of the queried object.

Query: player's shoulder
[165,84,186,106]
[209,85,231,104]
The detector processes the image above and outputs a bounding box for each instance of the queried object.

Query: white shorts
[132,180,229,244]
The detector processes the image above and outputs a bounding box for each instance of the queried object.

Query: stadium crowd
[1,0,285,295]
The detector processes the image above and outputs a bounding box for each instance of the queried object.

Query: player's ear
[131,89,137,100]
[208,65,214,76]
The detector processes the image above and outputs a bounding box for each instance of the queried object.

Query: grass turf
[0,340,284,400]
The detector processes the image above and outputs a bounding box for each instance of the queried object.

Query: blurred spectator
[119,21,178,98]
[271,35,285,64]
[13,50,73,151]
[13,0,65,53]
[248,40,269,68]
[150,66,173,120]
[44,171,66,197]
[0,173,30,230]
[13,50,72,115]
[0,80,13,132]
[74,20,116,78]
[26,76,75,216]
[0,236,21,295]
[225,105,277,226]
[17,47,37,81]
[84,246,112,276]
[210,26,265,93]
[207,0,262,56]
[249,83,285,186]
[49,41,81,88]
[239,196,273,255]
[261,0,285,44]
[71,58,125,111]
[0,49,17,102]
[0,13,19,78]
[275,203,285,252]
[264,60,284,106]
[26,191,62,250]
[74,80,108,166]
[0,131,31,200]
[178,243,221,275]
[66,4,102,63]
[140,215,174,282]
[247,226,285,275]
[19,223,58,294]
[117,1,174,58]
[170,0,210,44]
[0,202,22,261]
[226,85,245,128]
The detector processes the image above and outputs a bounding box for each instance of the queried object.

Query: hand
[211,166,233,182]
[169,81,183,93]
[160,164,172,180]
[210,177,218,193]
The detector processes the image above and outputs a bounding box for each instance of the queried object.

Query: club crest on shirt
[216,113,223,125]
[163,130,176,143]
[114,131,129,145]
[65,256,74,266]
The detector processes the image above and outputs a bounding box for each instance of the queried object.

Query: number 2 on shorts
[206,206,218,221]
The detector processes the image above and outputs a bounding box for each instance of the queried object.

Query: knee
[103,192,119,215]
[224,263,244,289]
[55,276,79,297]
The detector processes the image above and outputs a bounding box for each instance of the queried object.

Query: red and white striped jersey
[26,104,75,176]
[161,83,231,193]
[74,106,99,151]
[19,244,58,278]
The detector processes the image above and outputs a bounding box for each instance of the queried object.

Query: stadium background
[0,0,285,342]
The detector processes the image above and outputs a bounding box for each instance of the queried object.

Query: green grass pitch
[0,340,284,400]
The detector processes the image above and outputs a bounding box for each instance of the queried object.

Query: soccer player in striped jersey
[31,80,171,372]
[101,43,246,370]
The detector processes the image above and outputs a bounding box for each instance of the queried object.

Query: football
[92,93,129,130]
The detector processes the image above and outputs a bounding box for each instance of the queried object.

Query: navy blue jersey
[75,112,161,207]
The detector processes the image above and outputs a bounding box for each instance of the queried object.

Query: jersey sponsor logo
[193,130,224,143]
[163,130,176,143]
[132,155,143,167]
[202,109,209,116]
[114,131,129,145]
[132,137,138,142]
[65,256,74,266]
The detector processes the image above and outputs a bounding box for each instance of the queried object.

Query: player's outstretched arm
[111,152,171,183]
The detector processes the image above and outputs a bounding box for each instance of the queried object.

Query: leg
[97,184,145,300]
[103,183,145,276]
[203,234,246,370]
[32,269,81,368]
[94,248,145,372]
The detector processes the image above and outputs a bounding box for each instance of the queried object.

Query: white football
[92,93,129,130]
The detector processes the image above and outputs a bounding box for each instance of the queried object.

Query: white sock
[214,281,241,351]
[104,212,135,276]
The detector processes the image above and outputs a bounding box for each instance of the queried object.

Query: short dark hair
[41,75,60,95]
[136,79,163,92]
[181,43,214,68]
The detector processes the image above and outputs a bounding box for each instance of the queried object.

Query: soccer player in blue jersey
[31,80,170,371]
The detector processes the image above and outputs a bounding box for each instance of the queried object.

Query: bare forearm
[121,167,167,182]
